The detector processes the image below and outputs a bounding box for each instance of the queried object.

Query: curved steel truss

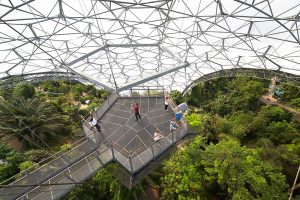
[182,68,300,95]
[0,0,300,92]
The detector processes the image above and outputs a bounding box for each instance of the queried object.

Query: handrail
[81,92,111,121]
[0,136,89,185]
[17,144,111,200]
[1,92,112,185]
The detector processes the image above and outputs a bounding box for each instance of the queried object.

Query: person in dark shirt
[132,103,142,121]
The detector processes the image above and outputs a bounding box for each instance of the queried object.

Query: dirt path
[260,95,298,113]
[260,95,300,123]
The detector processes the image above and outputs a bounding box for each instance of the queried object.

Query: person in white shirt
[89,117,101,131]
[164,97,170,111]
[154,129,164,142]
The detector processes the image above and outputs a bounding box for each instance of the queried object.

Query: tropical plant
[12,83,35,99]
[0,97,67,147]
[63,165,145,200]
[0,144,24,182]
[160,137,288,200]
[170,90,184,105]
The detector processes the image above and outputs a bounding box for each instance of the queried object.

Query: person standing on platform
[175,110,183,122]
[132,103,142,121]
[89,116,101,132]
[175,110,183,126]
[170,118,178,133]
[164,97,170,111]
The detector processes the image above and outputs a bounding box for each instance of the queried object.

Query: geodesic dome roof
[1,0,300,92]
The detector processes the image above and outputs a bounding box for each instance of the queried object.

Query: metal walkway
[0,93,188,200]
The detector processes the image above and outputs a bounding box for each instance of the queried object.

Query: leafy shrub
[79,96,90,104]
[291,98,300,108]
[170,90,184,105]
[259,121,297,145]
[0,146,24,182]
[79,109,89,117]
[60,143,72,151]
[71,84,86,97]
[19,161,34,171]
[185,113,202,127]
[259,106,291,122]
[24,149,52,163]
[13,83,35,99]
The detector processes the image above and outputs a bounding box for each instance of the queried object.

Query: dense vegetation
[62,77,299,200]
[0,80,109,182]
[0,77,299,199]
[160,77,299,199]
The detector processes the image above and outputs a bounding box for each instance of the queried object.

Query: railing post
[129,154,134,173]
[111,144,115,160]
[108,95,111,106]
[150,143,155,159]
[171,130,174,144]
[147,86,150,96]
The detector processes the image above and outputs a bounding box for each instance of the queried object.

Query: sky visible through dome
[0,0,299,92]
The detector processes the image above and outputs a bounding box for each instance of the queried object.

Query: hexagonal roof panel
[0,0,299,91]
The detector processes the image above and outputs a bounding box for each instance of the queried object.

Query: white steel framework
[0,0,300,92]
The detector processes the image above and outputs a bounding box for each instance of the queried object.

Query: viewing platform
[0,87,188,200]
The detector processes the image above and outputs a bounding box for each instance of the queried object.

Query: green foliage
[60,103,79,116]
[210,94,232,116]
[39,81,70,94]
[228,111,255,140]
[170,90,184,105]
[160,136,207,200]
[185,113,202,127]
[160,137,288,200]
[63,165,145,200]
[258,106,292,122]
[291,97,300,108]
[0,87,13,100]
[71,84,86,98]
[203,140,287,200]
[0,97,67,148]
[60,143,71,151]
[0,144,24,182]
[187,78,231,106]
[13,83,35,99]
[24,149,51,163]
[229,78,267,111]
[256,138,300,167]
[19,160,34,171]
[0,144,12,159]
[188,77,268,116]
[78,109,89,117]
[281,83,300,102]
[258,121,297,145]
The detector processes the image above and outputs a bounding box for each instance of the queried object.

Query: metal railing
[119,86,165,97]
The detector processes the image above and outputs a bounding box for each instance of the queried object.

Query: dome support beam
[116,62,190,93]
[58,43,159,92]
[58,45,115,92]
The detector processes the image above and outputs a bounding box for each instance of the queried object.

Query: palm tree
[0,97,67,148]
